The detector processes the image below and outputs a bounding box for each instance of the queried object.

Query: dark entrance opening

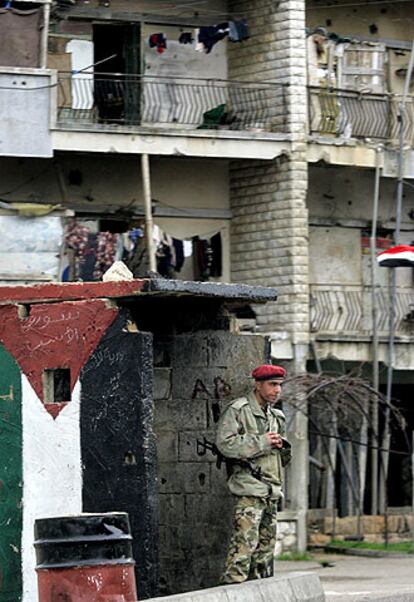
[385,384,413,507]
[93,24,141,124]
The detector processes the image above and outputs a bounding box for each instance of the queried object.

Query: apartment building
[0,0,413,596]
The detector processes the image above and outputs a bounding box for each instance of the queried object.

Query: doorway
[93,23,141,124]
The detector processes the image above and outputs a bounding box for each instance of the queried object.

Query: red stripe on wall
[0,280,145,305]
[0,300,118,418]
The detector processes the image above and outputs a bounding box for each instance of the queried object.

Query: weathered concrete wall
[306,0,414,42]
[0,155,229,214]
[142,23,227,81]
[153,331,269,595]
[308,165,414,228]
[0,155,231,282]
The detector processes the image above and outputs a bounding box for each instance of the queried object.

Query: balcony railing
[56,73,287,133]
[310,283,414,337]
[308,86,414,144]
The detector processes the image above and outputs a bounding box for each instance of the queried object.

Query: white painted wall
[22,377,82,602]
[0,68,53,158]
[0,216,63,282]
[142,23,228,127]
[66,39,94,110]
[143,23,228,80]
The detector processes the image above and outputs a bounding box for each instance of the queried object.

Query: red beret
[252,364,286,381]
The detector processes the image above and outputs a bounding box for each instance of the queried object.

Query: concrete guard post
[145,573,325,602]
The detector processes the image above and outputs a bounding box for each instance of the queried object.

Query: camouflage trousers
[221,496,277,584]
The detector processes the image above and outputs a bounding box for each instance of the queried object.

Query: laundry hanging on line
[228,19,249,43]
[148,32,167,54]
[192,232,222,280]
[123,225,185,279]
[179,31,194,45]
[148,19,249,56]
[197,23,229,54]
[64,220,119,281]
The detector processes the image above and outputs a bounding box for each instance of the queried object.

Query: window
[42,369,71,403]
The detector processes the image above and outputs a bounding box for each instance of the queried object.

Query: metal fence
[310,283,414,337]
[308,86,414,144]
[56,73,287,133]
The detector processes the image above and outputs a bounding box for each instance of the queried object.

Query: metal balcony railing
[56,73,287,133]
[310,283,414,337]
[308,86,414,144]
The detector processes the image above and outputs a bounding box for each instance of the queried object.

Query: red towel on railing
[377,245,414,267]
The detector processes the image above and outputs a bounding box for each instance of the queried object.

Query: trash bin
[34,512,138,601]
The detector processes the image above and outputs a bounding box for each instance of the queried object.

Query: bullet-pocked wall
[308,163,414,291]
[307,0,414,42]
[308,163,414,365]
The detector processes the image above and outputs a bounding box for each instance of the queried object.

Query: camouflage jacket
[215,392,292,500]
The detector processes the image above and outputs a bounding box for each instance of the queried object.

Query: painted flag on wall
[377,245,414,267]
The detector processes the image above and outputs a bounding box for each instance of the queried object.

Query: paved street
[275,554,414,601]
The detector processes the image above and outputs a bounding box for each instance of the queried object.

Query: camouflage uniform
[215,391,291,584]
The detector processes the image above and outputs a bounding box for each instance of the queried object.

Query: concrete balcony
[307,86,414,174]
[310,282,414,338]
[310,283,414,368]
[51,73,291,160]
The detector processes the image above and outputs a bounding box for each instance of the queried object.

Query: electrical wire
[0,82,59,91]
[309,429,411,456]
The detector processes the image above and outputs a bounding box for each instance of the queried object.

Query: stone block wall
[229,156,309,342]
[308,509,414,545]
[153,331,268,595]
[228,0,309,344]
[276,511,299,556]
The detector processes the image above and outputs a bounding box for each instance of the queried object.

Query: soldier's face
[256,379,283,405]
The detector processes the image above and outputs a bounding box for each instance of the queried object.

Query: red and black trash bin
[34,512,138,602]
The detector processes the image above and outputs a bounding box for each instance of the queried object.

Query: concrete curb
[145,572,325,602]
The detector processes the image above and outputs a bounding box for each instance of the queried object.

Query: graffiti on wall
[0,300,117,418]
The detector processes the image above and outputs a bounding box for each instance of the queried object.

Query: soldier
[215,364,292,584]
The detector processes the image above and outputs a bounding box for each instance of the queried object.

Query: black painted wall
[80,312,159,600]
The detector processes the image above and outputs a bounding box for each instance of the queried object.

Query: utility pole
[379,40,414,514]
[141,154,157,273]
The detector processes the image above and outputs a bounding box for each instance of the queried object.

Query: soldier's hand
[266,432,283,449]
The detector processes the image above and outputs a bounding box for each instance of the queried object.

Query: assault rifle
[196,436,264,481]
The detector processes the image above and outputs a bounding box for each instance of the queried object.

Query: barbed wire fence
[281,370,411,544]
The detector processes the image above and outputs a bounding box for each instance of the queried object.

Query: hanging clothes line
[147,18,249,54]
